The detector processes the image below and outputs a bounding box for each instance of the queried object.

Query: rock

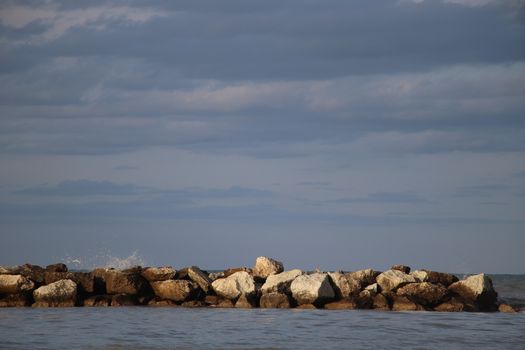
[181,300,206,307]
[0,274,35,294]
[498,303,518,313]
[203,295,235,307]
[235,293,257,308]
[0,264,46,285]
[261,269,303,294]
[324,298,358,310]
[211,271,256,300]
[253,257,284,279]
[45,263,68,273]
[141,267,176,282]
[148,298,179,307]
[151,280,199,302]
[104,269,150,295]
[372,293,390,310]
[208,272,225,281]
[188,266,213,292]
[44,271,94,293]
[83,295,111,307]
[0,294,32,307]
[364,283,379,294]
[448,273,497,311]
[434,298,466,312]
[396,282,448,307]
[391,295,424,311]
[223,267,252,278]
[410,270,458,287]
[290,273,335,306]
[33,279,77,307]
[376,270,416,292]
[260,292,292,308]
[391,264,411,274]
[328,272,361,298]
[111,293,138,306]
[346,268,378,287]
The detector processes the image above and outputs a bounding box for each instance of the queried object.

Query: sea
[0,274,524,350]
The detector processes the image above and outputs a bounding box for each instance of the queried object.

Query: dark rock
[187,266,213,293]
[223,267,252,278]
[391,295,424,311]
[0,294,32,307]
[396,282,449,307]
[148,298,179,307]
[296,304,317,309]
[83,295,111,307]
[44,271,94,294]
[45,263,68,273]
[104,269,150,296]
[111,293,138,306]
[182,300,206,308]
[411,270,459,287]
[151,280,199,302]
[260,292,292,308]
[498,303,518,313]
[324,298,358,310]
[391,265,411,274]
[235,293,258,308]
[434,297,468,312]
[372,293,390,310]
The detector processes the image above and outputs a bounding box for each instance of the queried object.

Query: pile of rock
[0,257,518,312]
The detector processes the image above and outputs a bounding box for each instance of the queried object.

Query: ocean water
[0,275,524,350]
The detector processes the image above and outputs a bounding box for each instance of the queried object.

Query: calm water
[0,275,524,350]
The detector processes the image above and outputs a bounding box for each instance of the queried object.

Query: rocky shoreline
[0,257,519,312]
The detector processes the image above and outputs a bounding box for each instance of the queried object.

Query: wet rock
[111,293,138,306]
[391,295,424,311]
[391,265,411,274]
[211,271,256,300]
[290,273,335,306]
[104,269,150,296]
[0,274,35,294]
[141,267,176,282]
[45,263,68,273]
[148,298,179,307]
[448,273,497,311]
[33,279,77,307]
[83,295,111,307]
[498,303,518,313]
[0,294,32,307]
[260,292,292,308]
[253,257,284,279]
[296,304,317,309]
[44,271,94,294]
[377,270,416,292]
[261,269,303,294]
[324,298,358,310]
[372,293,390,310]
[151,280,199,302]
[410,270,459,287]
[188,266,212,293]
[434,297,467,312]
[235,293,257,308]
[396,282,448,307]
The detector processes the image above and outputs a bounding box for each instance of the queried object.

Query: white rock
[253,257,284,278]
[328,272,360,297]
[0,274,35,294]
[376,269,416,292]
[211,271,256,300]
[261,269,303,294]
[33,279,77,307]
[290,273,335,305]
[449,273,496,301]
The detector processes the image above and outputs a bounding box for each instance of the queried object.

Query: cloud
[326,192,428,204]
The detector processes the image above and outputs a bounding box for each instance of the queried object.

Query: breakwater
[0,257,518,312]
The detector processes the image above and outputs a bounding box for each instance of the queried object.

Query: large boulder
[328,272,361,298]
[141,267,176,282]
[187,266,212,292]
[410,270,458,287]
[45,263,68,273]
[396,282,448,307]
[253,257,284,279]
[290,273,335,305]
[372,293,390,310]
[0,274,35,294]
[151,280,199,302]
[391,264,411,274]
[261,269,303,294]
[211,271,256,300]
[44,271,94,293]
[391,295,424,311]
[0,264,46,285]
[377,270,416,292]
[448,273,497,310]
[260,292,292,308]
[104,269,150,296]
[33,279,77,307]
[223,267,252,278]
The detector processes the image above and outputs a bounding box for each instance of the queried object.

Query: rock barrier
[0,257,519,312]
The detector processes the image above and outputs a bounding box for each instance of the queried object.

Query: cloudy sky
[0,0,524,273]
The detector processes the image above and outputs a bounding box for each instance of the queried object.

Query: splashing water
[62,250,147,270]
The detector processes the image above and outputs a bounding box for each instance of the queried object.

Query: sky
[0,0,524,273]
